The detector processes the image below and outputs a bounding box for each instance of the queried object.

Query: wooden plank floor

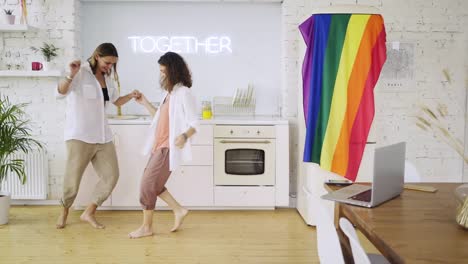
[0,206,319,264]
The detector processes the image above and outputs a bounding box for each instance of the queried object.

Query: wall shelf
[0,70,62,77]
[0,24,38,32]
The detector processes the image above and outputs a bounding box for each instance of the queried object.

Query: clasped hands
[130,90,187,149]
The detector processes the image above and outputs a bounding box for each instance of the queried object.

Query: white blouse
[143,84,199,171]
[56,63,119,144]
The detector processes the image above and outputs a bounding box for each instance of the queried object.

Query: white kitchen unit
[74,124,150,208]
[156,125,214,208]
[74,123,213,209]
[213,124,289,208]
[74,116,289,210]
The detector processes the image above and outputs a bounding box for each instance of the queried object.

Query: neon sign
[128,36,232,54]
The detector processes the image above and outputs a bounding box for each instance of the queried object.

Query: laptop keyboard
[349,189,372,202]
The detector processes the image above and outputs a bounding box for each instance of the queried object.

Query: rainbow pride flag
[299,14,387,181]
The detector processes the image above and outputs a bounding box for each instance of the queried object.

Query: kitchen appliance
[214,125,275,186]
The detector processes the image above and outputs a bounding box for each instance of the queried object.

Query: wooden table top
[328,183,468,264]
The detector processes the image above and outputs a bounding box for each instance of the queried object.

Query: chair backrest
[339,217,371,264]
[404,161,421,182]
[316,201,345,264]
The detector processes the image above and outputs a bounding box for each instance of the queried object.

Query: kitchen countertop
[107,115,288,125]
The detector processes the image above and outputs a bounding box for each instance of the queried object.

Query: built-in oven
[214,125,275,186]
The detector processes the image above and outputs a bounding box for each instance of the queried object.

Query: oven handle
[219,140,271,144]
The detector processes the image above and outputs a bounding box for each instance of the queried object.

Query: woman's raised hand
[69,60,81,77]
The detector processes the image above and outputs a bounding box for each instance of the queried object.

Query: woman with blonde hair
[129,52,198,238]
[56,43,141,229]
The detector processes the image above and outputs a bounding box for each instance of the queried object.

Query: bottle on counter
[202,100,212,120]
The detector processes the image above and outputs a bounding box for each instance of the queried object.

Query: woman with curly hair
[129,52,198,238]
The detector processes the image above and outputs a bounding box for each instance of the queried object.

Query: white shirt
[56,63,119,144]
[143,84,199,171]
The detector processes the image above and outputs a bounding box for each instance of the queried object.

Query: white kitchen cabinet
[275,124,289,207]
[214,186,275,207]
[74,120,289,210]
[108,125,150,207]
[157,125,214,207]
[74,125,149,209]
[157,166,213,207]
[75,123,214,209]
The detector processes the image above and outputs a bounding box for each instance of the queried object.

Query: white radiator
[1,150,48,200]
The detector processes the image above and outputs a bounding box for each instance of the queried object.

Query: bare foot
[56,208,69,229]
[80,212,105,229]
[128,225,154,239]
[171,208,188,232]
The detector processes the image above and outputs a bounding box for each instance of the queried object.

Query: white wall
[285,0,468,193]
[0,0,81,199]
[0,0,467,200]
[81,1,281,116]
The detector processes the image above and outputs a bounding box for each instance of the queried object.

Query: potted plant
[0,96,42,225]
[31,43,59,71]
[3,9,15,25]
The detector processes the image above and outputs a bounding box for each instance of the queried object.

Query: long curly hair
[158,52,192,92]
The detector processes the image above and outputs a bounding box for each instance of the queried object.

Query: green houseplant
[31,43,59,71]
[0,96,42,225]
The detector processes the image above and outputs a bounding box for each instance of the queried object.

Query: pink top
[152,95,170,152]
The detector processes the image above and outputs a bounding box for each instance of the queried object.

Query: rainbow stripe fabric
[299,14,387,181]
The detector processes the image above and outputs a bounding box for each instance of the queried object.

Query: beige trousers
[61,139,119,208]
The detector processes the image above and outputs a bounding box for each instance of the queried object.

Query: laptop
[321,142,406,208]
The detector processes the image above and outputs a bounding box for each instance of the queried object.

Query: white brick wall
[1,0,466,200]
[287,0,468,191]
[0,0,79,199]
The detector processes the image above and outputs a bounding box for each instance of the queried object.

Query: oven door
[214,138,275,186]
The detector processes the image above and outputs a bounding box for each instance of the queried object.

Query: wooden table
[326,183,468,264]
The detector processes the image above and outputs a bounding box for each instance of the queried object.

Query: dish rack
[213,96,256,116]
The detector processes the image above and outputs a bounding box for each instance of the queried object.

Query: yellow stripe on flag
[320,14,370,170]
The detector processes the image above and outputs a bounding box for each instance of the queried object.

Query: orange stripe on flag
[331,15,384,175]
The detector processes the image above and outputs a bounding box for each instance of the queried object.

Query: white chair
[339,217,390,264]
[316,201,345,264]
[404,160,421,182]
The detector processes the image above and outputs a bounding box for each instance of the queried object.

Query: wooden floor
[0,206,319,264]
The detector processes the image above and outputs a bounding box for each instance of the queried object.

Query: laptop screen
[371,142,406,205]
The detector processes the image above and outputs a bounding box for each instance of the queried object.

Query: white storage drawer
[214,186,275,207]
[191,125,213,145]
[214,125,275,138]
[158,166,213,207]
[181,146,213,166]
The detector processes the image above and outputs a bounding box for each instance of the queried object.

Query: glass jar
[454,184,468,229]
[202,101,212,120]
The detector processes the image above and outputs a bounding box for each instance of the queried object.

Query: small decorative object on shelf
[3,9,15,25]
[31,43,59,71]
[455,184,468,229]
[20,0,28,25]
